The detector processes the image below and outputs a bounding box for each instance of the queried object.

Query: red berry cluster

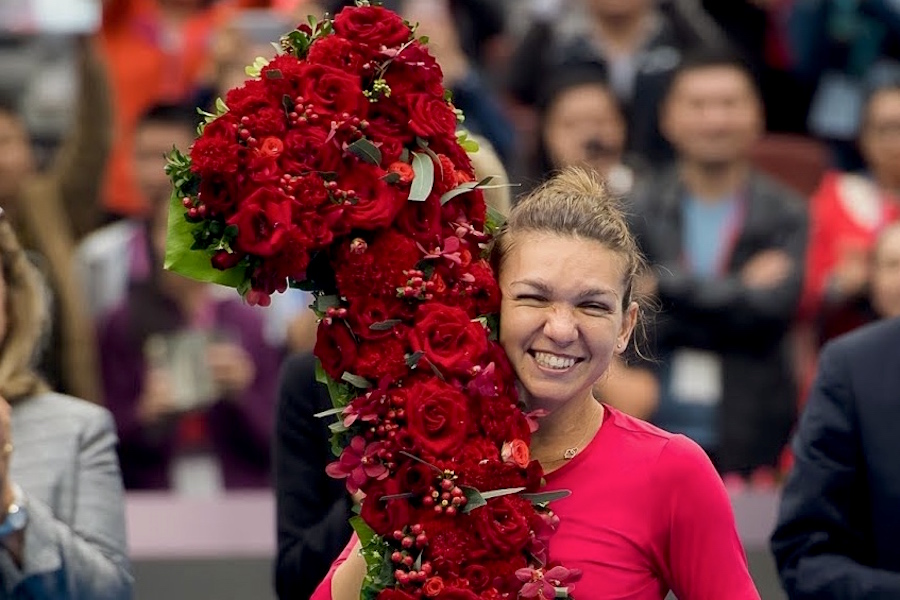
[181,197,209,221]
[398,269,437,300]
[321,306,348,326]
[422,470,467,516]
[391,524,433,586]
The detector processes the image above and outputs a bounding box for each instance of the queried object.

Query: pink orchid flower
[525,409,550,434]
[516,566,583,599]
[325,436,388,493]
[417,236,462,264]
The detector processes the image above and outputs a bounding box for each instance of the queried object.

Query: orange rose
[258,136,284,159]
[423,576,444,597]
[501,439,530,468]
[388,162,415,184]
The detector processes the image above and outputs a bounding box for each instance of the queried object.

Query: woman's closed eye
[516,294,548,304]
[579,302,612,315]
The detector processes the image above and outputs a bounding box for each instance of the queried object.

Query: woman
[801,82,900,342]
[314,168,759,599]
[98,179,282,493]
[0,212,132,598]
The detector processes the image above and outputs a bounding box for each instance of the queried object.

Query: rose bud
[501,439,531,468]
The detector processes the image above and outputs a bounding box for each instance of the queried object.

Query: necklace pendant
[563,447,578,460]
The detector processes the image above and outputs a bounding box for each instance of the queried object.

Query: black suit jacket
[273,353,353,600]
[771,317,900,599]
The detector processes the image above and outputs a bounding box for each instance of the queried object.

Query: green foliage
[409,152,434,202]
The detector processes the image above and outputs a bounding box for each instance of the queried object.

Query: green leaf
[315,359,355,409]
[398,451,442,473]
[163,193,247,288]
[480,487,526,500]
[409,152,434,202]
[379,492,416,502]
[439,181,478,206]
[265,68,284,79]
[520,490,572,505]
[341,372,372,389]
[461,486,486,514]
[405,351,424,368]
[315,294,341,313]
[346,137,382,165]
[399,148,410,163]
[381,172,402,184]
[555,587,570,598]
[350,515,377,547]
[215,97,228,115]
[369,319,402,331]
[313,406,345,419]
[329,421,349,433]
[457,130,480,153]
[485,203,508,234]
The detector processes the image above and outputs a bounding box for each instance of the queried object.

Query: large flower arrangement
[164,2,579,598]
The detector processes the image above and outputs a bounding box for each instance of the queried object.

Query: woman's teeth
[533,352,576,370]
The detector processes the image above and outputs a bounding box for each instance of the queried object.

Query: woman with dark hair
[0,211,132,599]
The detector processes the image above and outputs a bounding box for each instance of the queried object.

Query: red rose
[472,496,531,554]
[340,165,408,231]
[297,63,368,119]
[360,475,411,537]
[387,41,444,97]
[347,296,411,340]
[227,187,295,256]
[394,193,443,246]
[224,79,271,114]
[462,565,491,592]
[314,320,358,381]
[365,107,411,164]
[407,94,458,139]
[197,175,240,215]
[242,106,288,139]
[466,260,502,316]
[397,460,434,496]
[333,5,411,49]
[307,34,370,72]
[405,378,471,458]
[246,154,283,186]
[283,126,343,173]
[409,303,489,377]
[257,136,283,159]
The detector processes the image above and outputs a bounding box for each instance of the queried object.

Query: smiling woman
[318,167,762,600]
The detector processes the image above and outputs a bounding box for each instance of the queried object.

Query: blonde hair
[493,166,646,311]
[467,134,512,217]
[0,219,50,401]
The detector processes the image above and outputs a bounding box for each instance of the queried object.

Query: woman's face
[872,226,900,319]
[543,83,626,177]
[499,231,637,414]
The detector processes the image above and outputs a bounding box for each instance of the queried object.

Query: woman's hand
[137,367,179,425]
[207,342,256,396]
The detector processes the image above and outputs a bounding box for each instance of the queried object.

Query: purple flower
[325,436,388,493]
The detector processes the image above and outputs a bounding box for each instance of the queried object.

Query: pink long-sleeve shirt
[311,405,760,599]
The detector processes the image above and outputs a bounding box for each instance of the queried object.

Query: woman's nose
[542,305,578,346]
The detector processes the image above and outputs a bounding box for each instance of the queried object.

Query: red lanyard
[680,195,748,277]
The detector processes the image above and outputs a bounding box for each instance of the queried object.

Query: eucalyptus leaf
[480,487,526,500]
[313,406,345,419]
[520,490,572,505]
[405,351,424,368]
[379,492,416,502]
[315,294,341,313]
[439,181,477,206]
[329,421,349,433]
[347,137,382,165]
[460,486,486,514]
[408,152,434,202]
[398,451,442,473]
[265,68,284,79]
[369,319,402,331]
[341,372,372,389]
[164,193,247,288]
[381,172,402,184]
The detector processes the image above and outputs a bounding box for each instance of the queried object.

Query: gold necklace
[539,403,603,467]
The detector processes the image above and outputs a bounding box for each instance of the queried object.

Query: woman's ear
[615,301,639,355]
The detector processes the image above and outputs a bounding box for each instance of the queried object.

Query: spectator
[507,0,726,167]
[870,222,900,319]
[533,64,640,194]
[0,37,110,403]
[771,317,900,599]
[629,50,808,475]
[98,184,282,493]
[0,213,132,599]
[801,82,900,345]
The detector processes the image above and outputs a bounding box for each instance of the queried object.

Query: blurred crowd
[1,0,900,502]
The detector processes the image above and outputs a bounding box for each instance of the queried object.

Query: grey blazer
[0,393,132,599]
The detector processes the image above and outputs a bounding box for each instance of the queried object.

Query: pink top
[311,406,760,600]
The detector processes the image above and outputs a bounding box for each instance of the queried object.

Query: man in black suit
[771,317,900,599]
[273,353,354,599]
